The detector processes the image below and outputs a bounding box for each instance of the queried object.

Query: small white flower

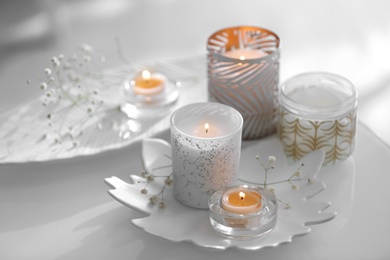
[145,174,155,183]
[291,184,298,190]
[58,54,64,60]
[40,83,47,91]
[81,44,93,53]
[140,189,148,194]
[159,201,165,208]
[164,177,173,186]
[51,57,60,67]
[140,170,147,177]
[268,156,276,163]
[149,195,159,204]
[308,178,314,184]
[255,155,260,160]
[285,203,291,209]
[87,107,93,113]
[268,155,276,168]
[44,68,51,76]
[295,170,302,177]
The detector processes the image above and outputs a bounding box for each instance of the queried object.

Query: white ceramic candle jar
[278,72,358,165]
[170,102,243,209]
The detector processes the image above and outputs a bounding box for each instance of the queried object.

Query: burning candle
[223,49,268,60]
[221,186,262,214]
[208,185,278,238]
[131,70,165,95]
[170,102,243,209]
[207,26,280,140]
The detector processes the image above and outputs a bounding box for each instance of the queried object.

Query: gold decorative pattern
[278,108,357,165]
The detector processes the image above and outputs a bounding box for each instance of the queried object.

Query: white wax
[175,115,236,138]
[288,87,348,107]
[223,49,268,60]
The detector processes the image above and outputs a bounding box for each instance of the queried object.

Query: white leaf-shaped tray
[104,136,336,251]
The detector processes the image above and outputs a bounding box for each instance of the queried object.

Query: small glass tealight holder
[208,185,278,239]
[122,69,179,112]
[278,72,358,165]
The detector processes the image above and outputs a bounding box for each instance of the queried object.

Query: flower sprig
[27,43,127,147]
[240,155,315,209]
[138,156,174,208]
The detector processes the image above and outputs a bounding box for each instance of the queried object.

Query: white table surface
[1,0,390,259]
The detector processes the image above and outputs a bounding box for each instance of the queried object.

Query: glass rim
[280,72,358,118]
[170,102,243,140]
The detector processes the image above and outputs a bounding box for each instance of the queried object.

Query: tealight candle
[208,185,277,239]
[221,186,262,214]
[131,70,165,95]
[170,102,243,209]
[278,72,358,165]
[223,49,268,60]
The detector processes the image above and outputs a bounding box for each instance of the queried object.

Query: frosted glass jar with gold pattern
[278,72,358,165]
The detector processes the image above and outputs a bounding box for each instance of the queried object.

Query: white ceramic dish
[105,136,337,251]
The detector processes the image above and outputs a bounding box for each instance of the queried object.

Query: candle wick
[206,129,208,133]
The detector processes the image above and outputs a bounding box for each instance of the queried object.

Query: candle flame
[239,191,245,200]
[205,123,209,133]
[142,70,151,80]
[239,56,246,61]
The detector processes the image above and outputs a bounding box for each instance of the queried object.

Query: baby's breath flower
[255,155,260,160]
[295,170,302,177]
[40,83,47,91]
[44,68,51,76]
[58,54,64,60]
[51,57,60,68]
[164,177,173,186]
[140,188,148,194]
[87,107,93,113]
[308,178,314,184]
[145,174,155,183]
[81,44,93,53]
[149,195,159,204]
[268,156,276,163]
[291,184,298,190]
[140,170,147,177]
[159,201,165,208]
[45,90,52,98]
[285,203,291,209]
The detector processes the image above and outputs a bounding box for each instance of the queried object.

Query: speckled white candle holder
[170,102,243,209]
